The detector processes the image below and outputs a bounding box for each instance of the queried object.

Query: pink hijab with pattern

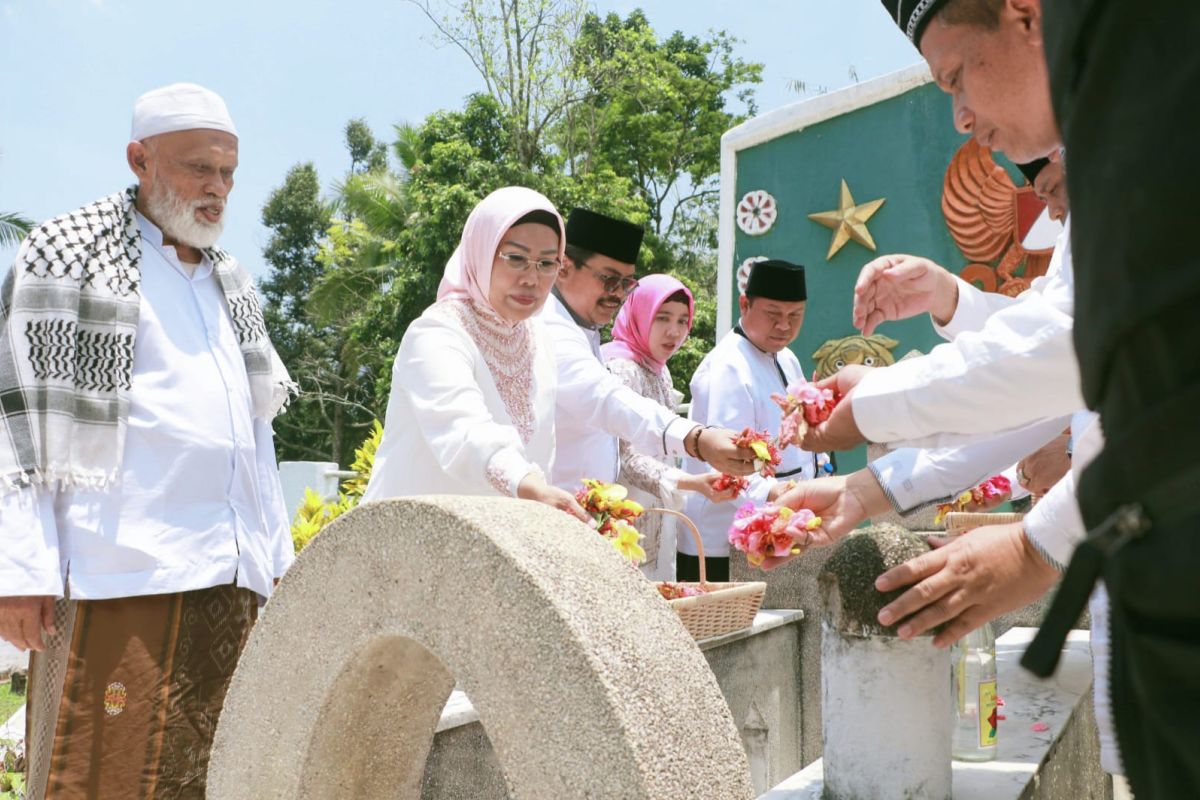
[601,273,694,373]
[434,186,565,445]
[437,186,565,320]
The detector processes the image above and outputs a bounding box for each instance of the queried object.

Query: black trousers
[1044,2,1200,796]
[676,553,729,583]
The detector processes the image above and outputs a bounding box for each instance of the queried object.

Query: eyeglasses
[497,252,563,276]
[578,261,639,294]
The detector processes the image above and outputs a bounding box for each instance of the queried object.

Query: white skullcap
[130,83,238,141]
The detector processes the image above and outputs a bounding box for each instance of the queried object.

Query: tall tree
[259,162,336,462]
[258,8,764,460]
[405,0,587,169]
[259,162,379,466]
[563,11,761,239]
[344,118,390,174]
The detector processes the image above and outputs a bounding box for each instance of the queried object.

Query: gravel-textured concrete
[819,527,951,800]
[820,524,934,637]
[732,523,934,766]
[420,611,805,799]
[731,546,831,767]
[208,496,754,800]
[422,718,508,799]
[1019,688,1110,800]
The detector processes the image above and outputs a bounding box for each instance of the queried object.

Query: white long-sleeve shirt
[0,213,293,601]
[851,220,1083,449]
[858,218,1094,607]
[539,293,693,491]
[849,222,1117,771]
[870,415,1070,513]
[683,330,817,556]
[364,302,557,501]
[1021,411,1097,569]
[1022,411,1120,774]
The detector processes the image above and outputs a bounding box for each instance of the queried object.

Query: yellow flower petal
[607,520,646,564]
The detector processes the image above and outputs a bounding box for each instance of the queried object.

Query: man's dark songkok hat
[879,0,953,47]
[1017,158,1050,185]
[746,259,807,302]
[566,209,645,265]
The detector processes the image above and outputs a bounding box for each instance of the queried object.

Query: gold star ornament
[808,179,886,260]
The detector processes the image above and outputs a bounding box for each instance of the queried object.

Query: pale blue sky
[0,0,920,275]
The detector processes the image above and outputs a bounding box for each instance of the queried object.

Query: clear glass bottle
[952,622,998,761]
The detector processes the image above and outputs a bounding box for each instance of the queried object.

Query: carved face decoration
[811,334,900,381]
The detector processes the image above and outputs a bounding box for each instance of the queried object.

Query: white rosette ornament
[736,189,778,236]
[737,256,768,296]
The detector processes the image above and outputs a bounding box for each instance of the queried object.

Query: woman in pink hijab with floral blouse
[366,187,586,519]
[602,274,735,580]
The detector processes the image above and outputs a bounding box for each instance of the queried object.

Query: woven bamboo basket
[943,511,1025,534]
[648,507,766,641]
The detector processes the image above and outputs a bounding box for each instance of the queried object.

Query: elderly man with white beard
[0,83,295,799]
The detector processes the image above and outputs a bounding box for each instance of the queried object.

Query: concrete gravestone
[819,525,952,800]
[208,496,754,799]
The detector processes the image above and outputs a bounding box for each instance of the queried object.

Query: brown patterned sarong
[24,584,258,799]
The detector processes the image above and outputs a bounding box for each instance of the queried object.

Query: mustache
[599,296,622,305]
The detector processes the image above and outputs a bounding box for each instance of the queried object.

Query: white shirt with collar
[682,328,818,556]
[0,212,293,601]
[363,302,557,501]
[867,219,1080,510]
[538,291,693,491]
[846,218,1119,773]
[851,218,1082,449]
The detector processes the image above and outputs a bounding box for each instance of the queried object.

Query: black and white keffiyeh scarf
[0,186,296,494]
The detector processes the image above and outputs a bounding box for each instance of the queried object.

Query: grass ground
[0,772,23,800]
[0,681,26,799]
[0,682,22,727]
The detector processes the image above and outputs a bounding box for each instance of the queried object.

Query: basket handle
[646,507,707,585]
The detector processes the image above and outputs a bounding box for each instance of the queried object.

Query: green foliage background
[258,6,762,466]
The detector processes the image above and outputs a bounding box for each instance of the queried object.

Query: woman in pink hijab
[601,274,735,580]
[366,187,585,519]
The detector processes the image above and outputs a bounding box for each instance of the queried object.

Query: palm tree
[0,211,32,248]
[306,169,411,326]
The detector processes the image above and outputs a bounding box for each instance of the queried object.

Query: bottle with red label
[952,621,998,761]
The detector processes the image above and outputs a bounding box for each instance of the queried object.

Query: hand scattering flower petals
[728,501,822,567]
[733,428,782,478]
[576,478,646,565]
[710,473,751,497]
[935,474,1014,524]
[771,379,843,448]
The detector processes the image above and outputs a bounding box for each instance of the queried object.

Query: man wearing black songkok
[539,208,756,492]
[682,259,825,582]
[806,2,1200,795]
